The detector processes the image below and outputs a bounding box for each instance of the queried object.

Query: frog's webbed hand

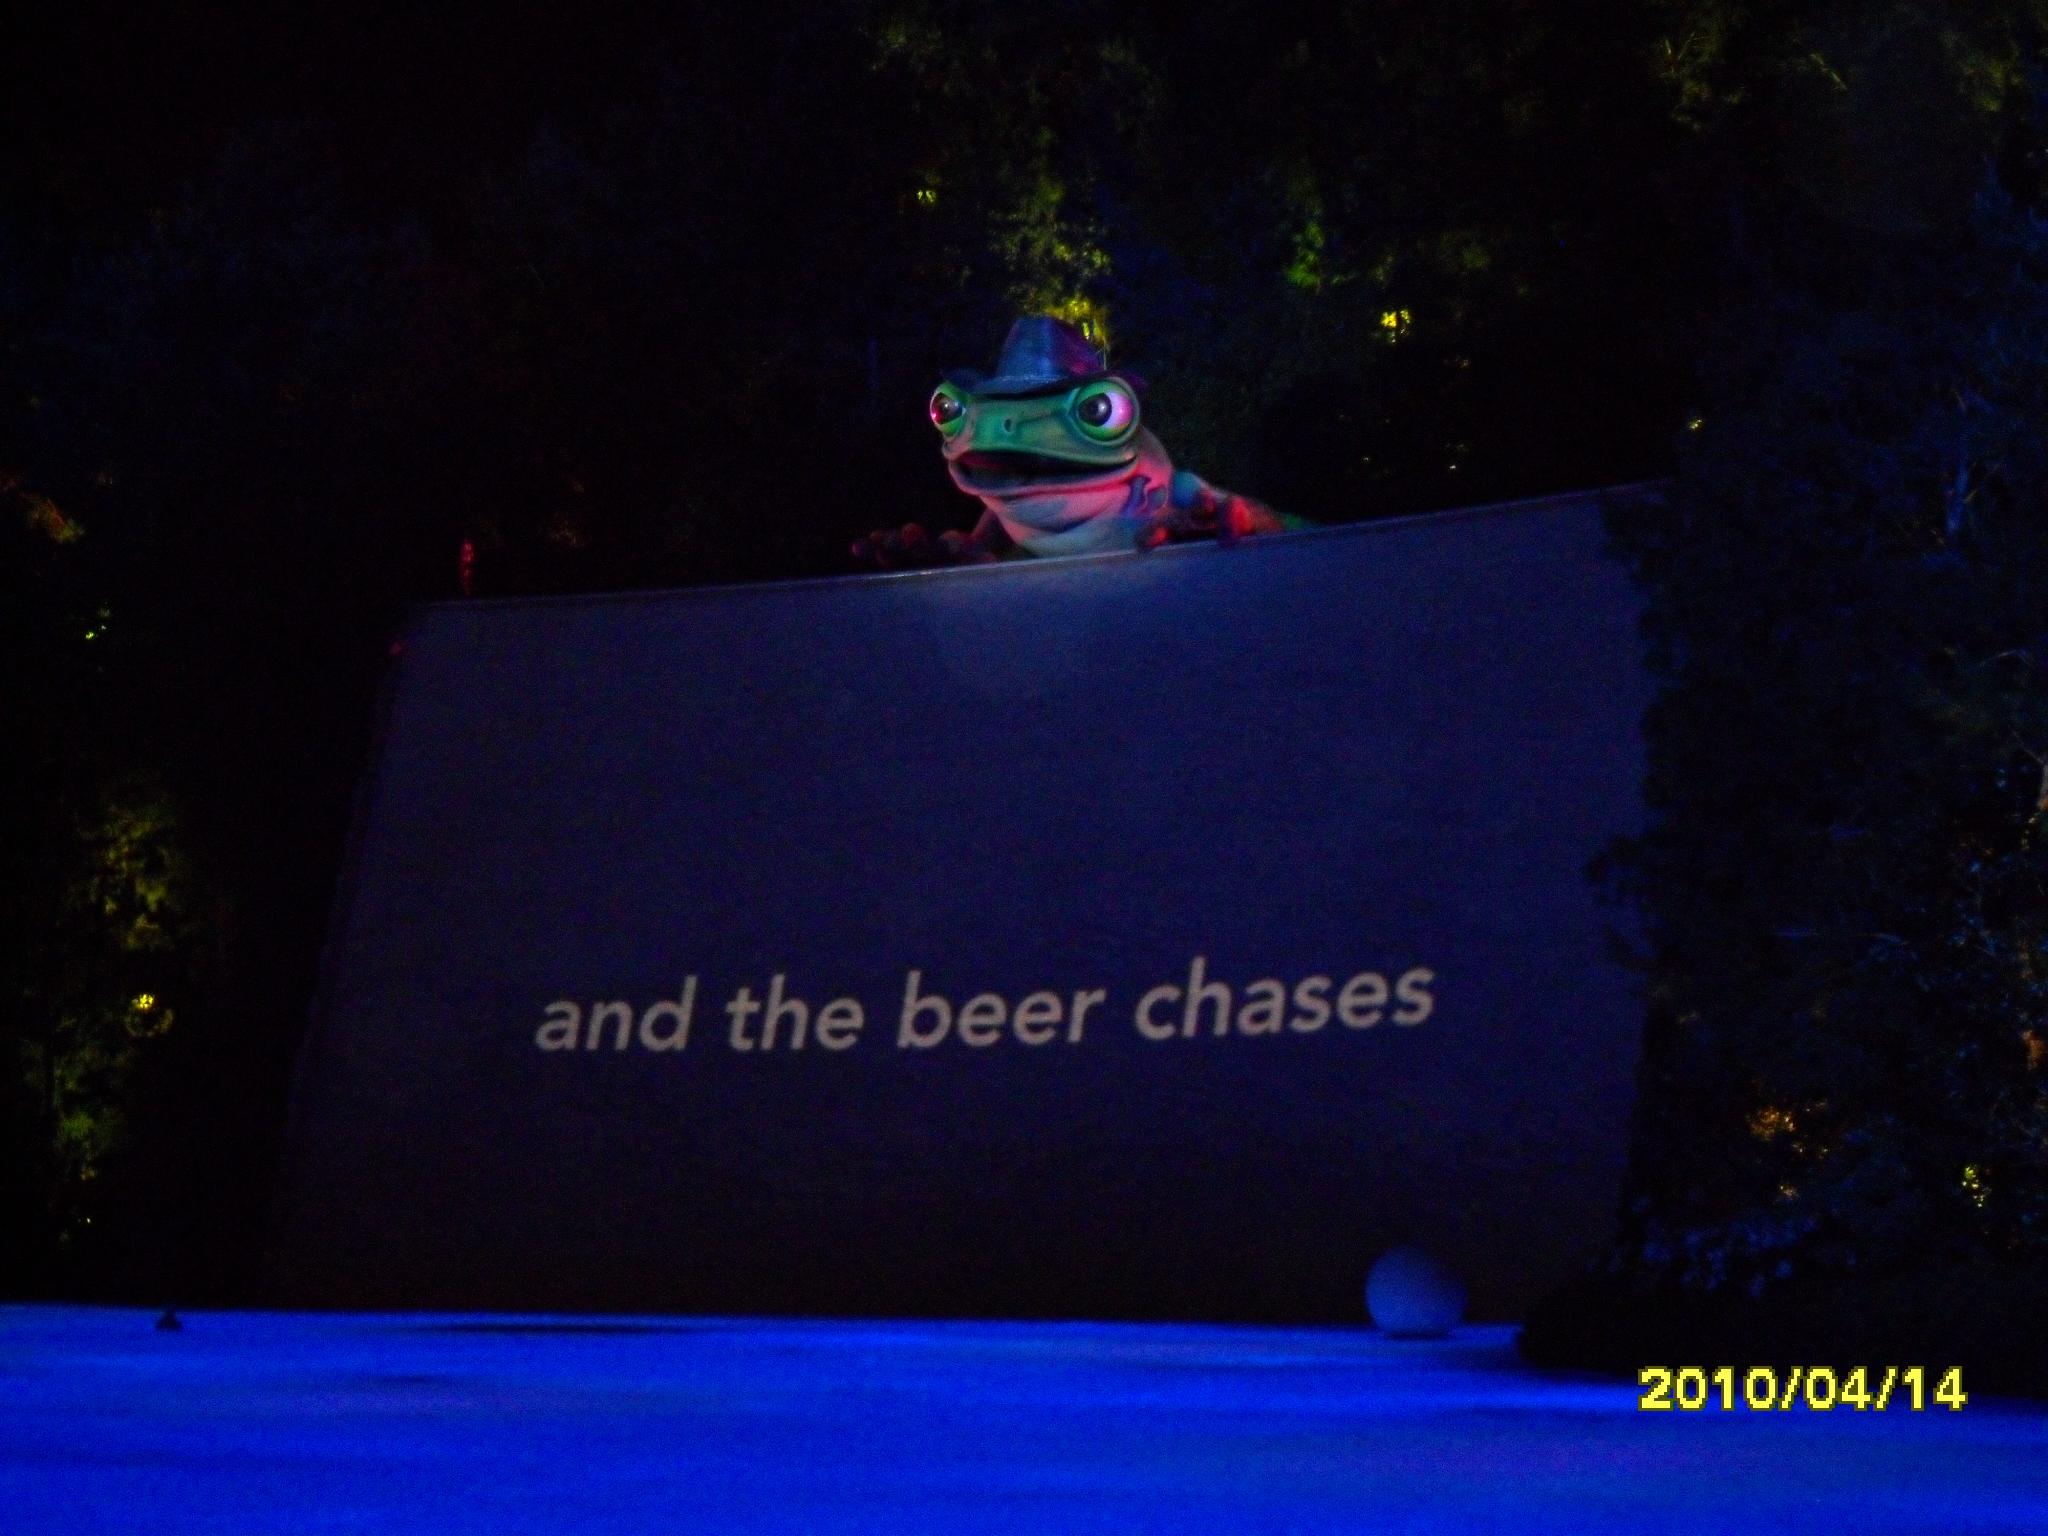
[940,509,1017,564]
[851,523,940,569]
[852,511,1015,569]
[1135,470,1290,551]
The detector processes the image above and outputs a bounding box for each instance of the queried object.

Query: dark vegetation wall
[5,0,2048,1328]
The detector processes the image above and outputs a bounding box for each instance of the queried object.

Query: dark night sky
[6,2,671,220]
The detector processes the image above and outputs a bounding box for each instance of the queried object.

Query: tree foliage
[1,478,211,1288]
[1515,4,2048,1383]
[865,0,1686,514]
[1610,189,2048,1295]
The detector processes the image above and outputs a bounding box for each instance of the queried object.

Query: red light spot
[458,538,476,597]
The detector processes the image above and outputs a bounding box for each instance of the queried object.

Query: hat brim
[947,367,1117,400]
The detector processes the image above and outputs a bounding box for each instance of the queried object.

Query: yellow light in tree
[1748,1105,1796,1140]
[124,990,172,1038]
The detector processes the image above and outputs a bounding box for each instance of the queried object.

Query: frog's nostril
[1003,417,1015,433]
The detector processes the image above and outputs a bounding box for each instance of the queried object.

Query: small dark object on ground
[155,1310,182,1332]
[1520,1262,2048,1399]
[1367,1247,1468,1337]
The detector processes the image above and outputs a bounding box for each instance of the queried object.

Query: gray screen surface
[267,490,1652,1320]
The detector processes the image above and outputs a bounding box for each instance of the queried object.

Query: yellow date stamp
[1638,1366,1967,1411]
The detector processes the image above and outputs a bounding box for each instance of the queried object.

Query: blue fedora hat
[950,316,1113,398]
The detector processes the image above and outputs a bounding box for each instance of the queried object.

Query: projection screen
[267,488,1655,1320]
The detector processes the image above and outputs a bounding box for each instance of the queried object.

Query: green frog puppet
[855,316,1303,567]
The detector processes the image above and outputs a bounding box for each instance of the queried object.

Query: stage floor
[3,1306,2043,1532]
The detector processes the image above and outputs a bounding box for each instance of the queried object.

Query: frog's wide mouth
[950,449,1131,494]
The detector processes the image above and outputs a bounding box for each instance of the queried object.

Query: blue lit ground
[4,1307,2044,1533]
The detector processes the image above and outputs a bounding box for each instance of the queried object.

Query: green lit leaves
[70,795,191,955]
[988,170,1114,327]
[4,784,208,1265]
[1283,167,1331,294]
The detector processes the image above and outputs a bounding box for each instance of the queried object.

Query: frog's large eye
[1072,380,1138,442]
[929,385,968,436]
